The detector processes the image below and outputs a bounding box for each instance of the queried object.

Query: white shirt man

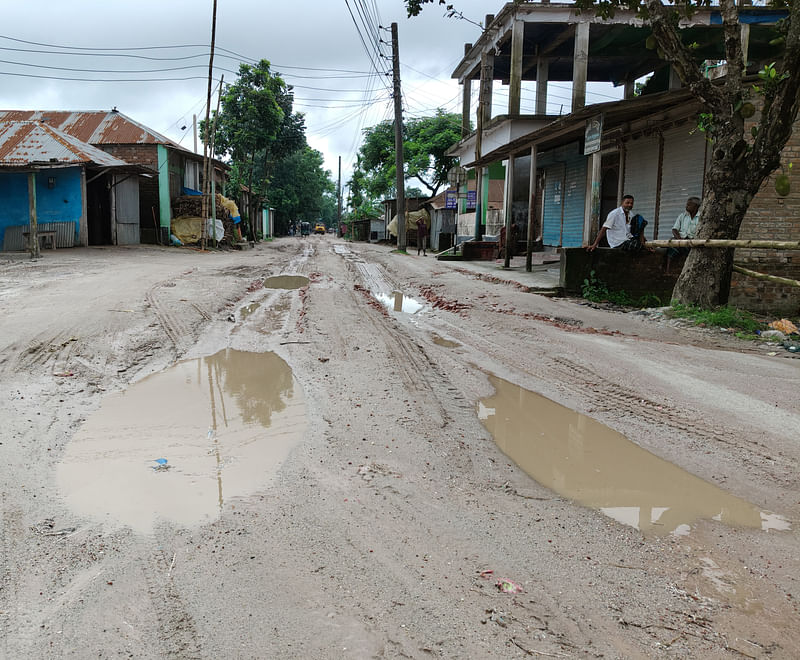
[587,195,634,250]
[672,197,700,239]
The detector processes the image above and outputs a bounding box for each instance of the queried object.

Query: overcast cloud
[1,1,619,187]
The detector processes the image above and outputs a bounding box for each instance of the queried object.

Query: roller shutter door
[657,125,706,239]
[623,135,659,239]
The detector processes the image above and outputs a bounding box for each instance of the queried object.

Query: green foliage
[208,59,305,202]
[348,109,464,208]
[668,302,765,334]
[265,145,336,233]
[582,271,661,307]
[581,270,609,301]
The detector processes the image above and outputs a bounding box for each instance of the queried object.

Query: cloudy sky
[0,1,620,187]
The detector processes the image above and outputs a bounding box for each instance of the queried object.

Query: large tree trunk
[673,122,757,307]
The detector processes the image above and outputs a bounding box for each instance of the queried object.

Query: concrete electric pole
[391,22,406,251]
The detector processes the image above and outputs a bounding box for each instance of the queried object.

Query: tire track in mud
[145,280,193,354]
[335,245,454,428]
[138,542,203,659]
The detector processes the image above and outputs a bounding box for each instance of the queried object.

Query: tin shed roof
[0,109,186,150]
[0,120,135,167]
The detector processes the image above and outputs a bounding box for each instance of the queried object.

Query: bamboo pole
[648,239,800,249]
[733,265,800,288]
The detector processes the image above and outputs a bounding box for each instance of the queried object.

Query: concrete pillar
[536,58,549,114]
[572,22,589,111]
[740,23,750,68]
[479,51,494,126]
[461,78,472,137]
[585,151,602,245]
[526,143,538,271]
[624,79,635,99]
[509,20,524,115]
[503,154,515,268]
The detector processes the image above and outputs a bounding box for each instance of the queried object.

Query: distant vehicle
[314,223,326,234]
[300,221,311,237]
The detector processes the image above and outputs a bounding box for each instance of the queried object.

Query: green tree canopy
[348,109,463,209]
[266,144,336,233]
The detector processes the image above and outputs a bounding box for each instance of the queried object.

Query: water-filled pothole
[432,334,460,348]
[264,275,309,289]
[239,301,261,320]
[57,349,306,533]
[478,373,789,536]
[376,290,424,314]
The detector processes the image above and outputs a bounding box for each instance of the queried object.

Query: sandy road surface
[0,239,797,659]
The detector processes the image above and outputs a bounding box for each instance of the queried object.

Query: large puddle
[478,374,790,536]
[58,349,306,533]
[263,275,309,290]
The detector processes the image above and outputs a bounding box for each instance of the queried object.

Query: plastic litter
[152,458,171,472]
[769,318,798,335]
[495,578,523,594]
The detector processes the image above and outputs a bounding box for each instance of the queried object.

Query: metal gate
[114,175,140,245]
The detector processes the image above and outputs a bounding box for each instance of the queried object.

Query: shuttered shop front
[657,124,706,239]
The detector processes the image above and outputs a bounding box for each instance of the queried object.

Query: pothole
[57,349,306,533]
[478,373,790,537]
[263,275,309,289]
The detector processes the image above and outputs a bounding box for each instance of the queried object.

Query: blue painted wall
[0,167,83,246]
[538,143,586,248]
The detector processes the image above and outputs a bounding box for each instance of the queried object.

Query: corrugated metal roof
[0,109,185,150]
[0,120,132,167]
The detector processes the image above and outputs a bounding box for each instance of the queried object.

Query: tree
[266,144,336,234]
[207,59,305,238]
[349,110,463,205]
[406,0,800,309]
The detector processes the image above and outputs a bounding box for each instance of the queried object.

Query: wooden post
[461,78,472,138]
[503,153,515,268]
[572,22,589,111]
[509,19,524,115]
[536,57,549,114]
[585,151,601,246]
[526,144,538,272]
[27,171,39,259]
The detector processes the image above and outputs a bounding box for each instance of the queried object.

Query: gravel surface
[1,238,797,659]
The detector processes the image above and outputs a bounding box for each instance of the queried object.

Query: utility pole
[201,0,218,251]
[193,114,197,153]
[391,22,406,251]
[337,156,342,230]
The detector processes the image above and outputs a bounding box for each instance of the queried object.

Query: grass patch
[668,302,765,335]
[581,271,661,308]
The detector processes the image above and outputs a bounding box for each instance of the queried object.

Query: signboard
[466,190,477,209]
[584,115,603,155]
[445,190,457,209]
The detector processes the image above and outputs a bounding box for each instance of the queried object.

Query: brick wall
[731,105,800,314]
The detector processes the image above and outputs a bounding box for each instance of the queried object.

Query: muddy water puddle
[432,334,460,348]
[376,290,424,314]
[263,275,308,289]
[478,374,790,536]
[239,301,261,320]
[58,349,306,533]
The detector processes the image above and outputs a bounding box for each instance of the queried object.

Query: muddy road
[1,238,797,659]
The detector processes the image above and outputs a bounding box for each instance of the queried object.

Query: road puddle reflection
[478,374,790,536]
[376,290,424,314]
[263,275,309,289]
[432,334,460,348]
[239,301,261,320]
[58,349,306,533]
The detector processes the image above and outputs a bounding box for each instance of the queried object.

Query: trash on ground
[496,578,523,593]
[152,458,171,472]
[768,318,798,335]
[483,608,509,626]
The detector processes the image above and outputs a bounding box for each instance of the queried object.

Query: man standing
[586,194,636,251]
[416,217,428,256]
[665,196,700,274]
